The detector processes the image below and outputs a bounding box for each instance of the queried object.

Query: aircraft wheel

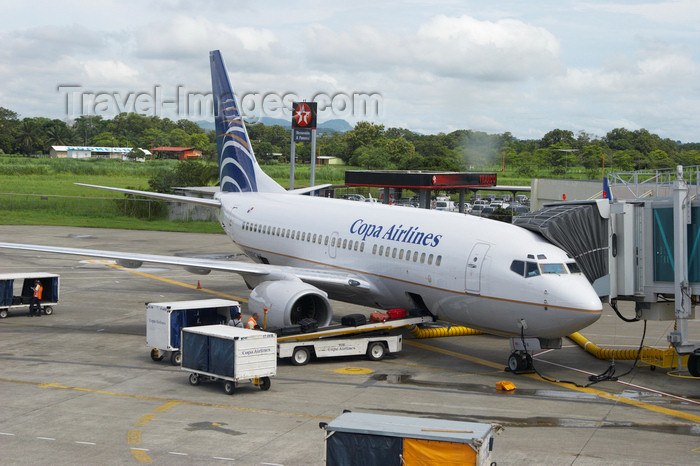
[171,351,182,366]
[43,306,53,315]
[291,347,311,366]
[150,349,165,361]
[259,376,271,391]
[0,309,7,319]
[224,381,235,395]
[508,352,524,372]
[366,342,386,361]
[688,353,700,377]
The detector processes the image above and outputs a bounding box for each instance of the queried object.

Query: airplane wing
[0,242,372,292]
[74,183,221,208]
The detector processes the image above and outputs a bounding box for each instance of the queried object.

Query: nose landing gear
[507,351,534,373]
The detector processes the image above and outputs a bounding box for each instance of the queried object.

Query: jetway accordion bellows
[513,202,608,283]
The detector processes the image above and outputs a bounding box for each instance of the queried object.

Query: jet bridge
[514,166,700,376]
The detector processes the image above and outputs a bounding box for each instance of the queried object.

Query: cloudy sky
[1,0,699,142]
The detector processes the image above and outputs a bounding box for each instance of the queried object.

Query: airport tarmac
[1,225,699,465]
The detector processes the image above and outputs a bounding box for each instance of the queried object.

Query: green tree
[351,145,390,169]
[169,128,191,147]
[0,107,20,153]
[16,119,40,154]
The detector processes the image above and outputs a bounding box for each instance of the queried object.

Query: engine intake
[248,280,332,329]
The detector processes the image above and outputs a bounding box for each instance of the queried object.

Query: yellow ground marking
[96,260,247,302]
[0,377,333,420]
[406,340,700,424]
[127,430,142,444]
[153,401,181,412]
[134,415,155,427]
[331,367,374,375]
[130,449,153,463]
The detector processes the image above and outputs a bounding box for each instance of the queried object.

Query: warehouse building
[49,146,150,161]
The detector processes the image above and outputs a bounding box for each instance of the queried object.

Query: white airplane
[0,50,602,368]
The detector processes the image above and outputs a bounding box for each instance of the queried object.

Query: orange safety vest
[34,284,43,299]
[247,317,257,329]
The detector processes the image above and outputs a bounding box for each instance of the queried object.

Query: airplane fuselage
[217,192,602,338]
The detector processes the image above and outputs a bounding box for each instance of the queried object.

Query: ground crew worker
[247,312,261,330]
[228,310,243,328]
[29,280,43,317]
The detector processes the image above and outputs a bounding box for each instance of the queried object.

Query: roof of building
[50,146,151,155]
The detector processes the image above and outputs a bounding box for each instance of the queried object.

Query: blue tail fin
[210,50,284,193]
[602,176,613,203]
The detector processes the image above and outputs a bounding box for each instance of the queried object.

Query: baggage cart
[181,325,276,395]
[146,299,239,365]
[0,272,59,318]
[321,412,497,465]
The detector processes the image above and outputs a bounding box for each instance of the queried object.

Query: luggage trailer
[0,272,59,318]
[276,315,435,366]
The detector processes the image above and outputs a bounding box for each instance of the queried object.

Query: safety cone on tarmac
[197,280,201,289]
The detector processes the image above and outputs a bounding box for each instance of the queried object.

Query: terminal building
[49,146,150,161]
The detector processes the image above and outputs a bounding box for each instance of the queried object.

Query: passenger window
[342,239,347,249]
[313,234,317,242]
[296,231,300,240]
[526,262,540,277]
[301,232,306,241]
[379,246,384,255]
[413,252,418,262]
[331,237,336,247]
[436,255,442,266]
[399,250,404,260]
[360,243,365,252]
[324,236,328,245]
[428,254,433,265]
[372,244,377,254]
[392,248,397,258]
[406,250,411,261]
[354,242,358,251]
[510,260,525,276]
[420,253,425,263]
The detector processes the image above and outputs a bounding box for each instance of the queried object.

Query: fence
[0,192,213,221]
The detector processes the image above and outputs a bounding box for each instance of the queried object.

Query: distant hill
[196,117,352,133]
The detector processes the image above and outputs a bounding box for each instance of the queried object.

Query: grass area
[0,209,223,233]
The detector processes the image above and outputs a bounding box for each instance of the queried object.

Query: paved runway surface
[1,225,699,464]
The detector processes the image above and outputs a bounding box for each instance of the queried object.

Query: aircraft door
[329,232,339,259]
[465,243,490,294]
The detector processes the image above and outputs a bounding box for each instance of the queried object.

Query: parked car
[470,204,485,216]
[397,197,415,207]
[481,206,496,217]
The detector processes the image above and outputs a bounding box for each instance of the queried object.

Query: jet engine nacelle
[116,259,143,268]
[248,280,333,329]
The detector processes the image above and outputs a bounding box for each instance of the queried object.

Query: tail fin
[602,176,613,203]
[210,50,285,193]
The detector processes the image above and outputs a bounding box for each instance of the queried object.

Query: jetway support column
[670,166,695,355]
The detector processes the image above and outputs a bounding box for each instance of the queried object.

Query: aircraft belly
[436,294,594,338]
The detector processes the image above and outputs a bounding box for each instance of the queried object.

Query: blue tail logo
[210,50,260,193]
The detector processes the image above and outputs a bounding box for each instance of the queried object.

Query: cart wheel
[224,381,236,395]
[171,351,182,366]
[688,353,700,378]
[366,342,386,361]
[43,306,53,316]
[291,347,311,366]
[189,373,200,386]
[0,309,7,319]
[150,348,165,361]
[259,376,271,391]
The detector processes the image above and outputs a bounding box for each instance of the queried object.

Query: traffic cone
[197,280,201,289]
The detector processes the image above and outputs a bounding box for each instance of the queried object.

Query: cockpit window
[526,261,540,277]
[510,260,525,276]
[566,262,582,274]
[537,254,547,260]
[541,263,567,274]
